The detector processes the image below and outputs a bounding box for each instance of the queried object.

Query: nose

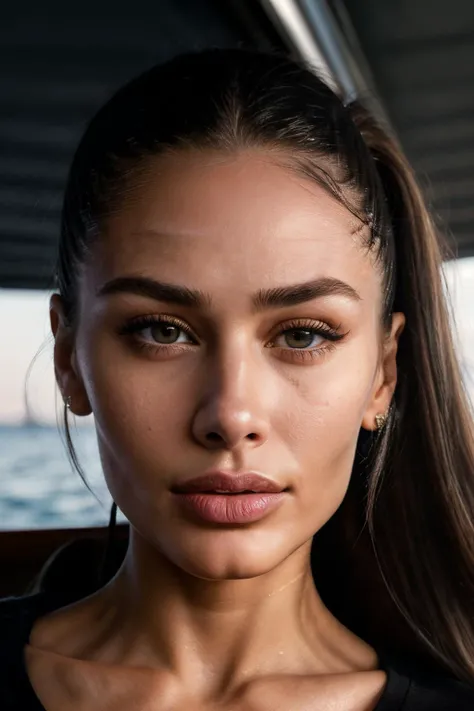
[191,353,271,453]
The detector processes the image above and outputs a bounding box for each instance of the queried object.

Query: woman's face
[53,149,403,580]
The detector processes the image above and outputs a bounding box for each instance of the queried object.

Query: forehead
[89,149,379,303]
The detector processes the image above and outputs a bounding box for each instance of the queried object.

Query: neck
[91,528,378,692]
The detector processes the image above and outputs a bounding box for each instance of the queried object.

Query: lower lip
[173,492,286,524]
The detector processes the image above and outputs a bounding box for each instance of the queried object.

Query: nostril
[201,431,262,447]
[206,432,223,442]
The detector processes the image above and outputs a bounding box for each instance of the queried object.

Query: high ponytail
[341,103,474,682]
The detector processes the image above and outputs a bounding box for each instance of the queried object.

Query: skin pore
[28,148,404,710]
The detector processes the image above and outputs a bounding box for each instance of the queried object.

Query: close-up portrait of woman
[2,39,474,711]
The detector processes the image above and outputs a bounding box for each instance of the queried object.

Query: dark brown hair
[56,48,474,683]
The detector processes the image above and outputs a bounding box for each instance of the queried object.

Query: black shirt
[1,592,474,710]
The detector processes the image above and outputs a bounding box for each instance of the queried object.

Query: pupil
[285,329,312,349]
[152,324,179,343]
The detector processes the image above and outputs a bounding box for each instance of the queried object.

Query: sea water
[0,424,119,530]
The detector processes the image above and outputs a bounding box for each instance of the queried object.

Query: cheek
[285,347,377,519]
[76,327,192,475]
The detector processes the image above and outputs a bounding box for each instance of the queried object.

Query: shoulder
[0,591,74,649]
[0,592,78,709]
[404,670,474,710]
[0,593,45,643]
[0,593,53,677]
[379,649,474,710]
[0,594,46,708]
[0,591,73,670]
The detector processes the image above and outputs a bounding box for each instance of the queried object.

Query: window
[0,289,113,530]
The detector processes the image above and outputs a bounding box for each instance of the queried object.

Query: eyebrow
[97,275,361,311]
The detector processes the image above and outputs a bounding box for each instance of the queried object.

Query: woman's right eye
[140,322,193,345]
[118,316,197,349]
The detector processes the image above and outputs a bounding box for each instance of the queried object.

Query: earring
[375,413,387,431]
[64,395,72,410]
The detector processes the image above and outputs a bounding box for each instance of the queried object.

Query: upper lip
[171,471,285,494]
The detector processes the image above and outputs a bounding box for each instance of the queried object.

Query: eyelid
[119,314,197,339]
[270,317,345,341]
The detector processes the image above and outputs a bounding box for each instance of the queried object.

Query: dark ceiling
[1,0,473,290]
[338,0,474,259]
[0,0,280,290]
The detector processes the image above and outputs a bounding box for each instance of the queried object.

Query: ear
[361,312,405,431]
[50,294,92,417]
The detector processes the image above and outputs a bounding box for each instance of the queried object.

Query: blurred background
[1,0,473,531]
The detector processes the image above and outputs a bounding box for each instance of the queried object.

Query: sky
[0,258,473,425]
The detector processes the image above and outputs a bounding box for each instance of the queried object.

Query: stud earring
[64,395,72,410]
[375,413,387,431]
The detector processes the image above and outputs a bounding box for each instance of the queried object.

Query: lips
[171,471,285,495]
[171,471,287,524]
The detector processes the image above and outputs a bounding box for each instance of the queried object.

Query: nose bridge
[191,337,272,451]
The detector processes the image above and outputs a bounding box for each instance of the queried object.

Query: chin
[163,527,294,581]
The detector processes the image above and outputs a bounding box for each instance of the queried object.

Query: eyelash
[118,314,347,363]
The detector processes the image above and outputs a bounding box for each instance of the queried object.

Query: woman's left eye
[273,327,325,350]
